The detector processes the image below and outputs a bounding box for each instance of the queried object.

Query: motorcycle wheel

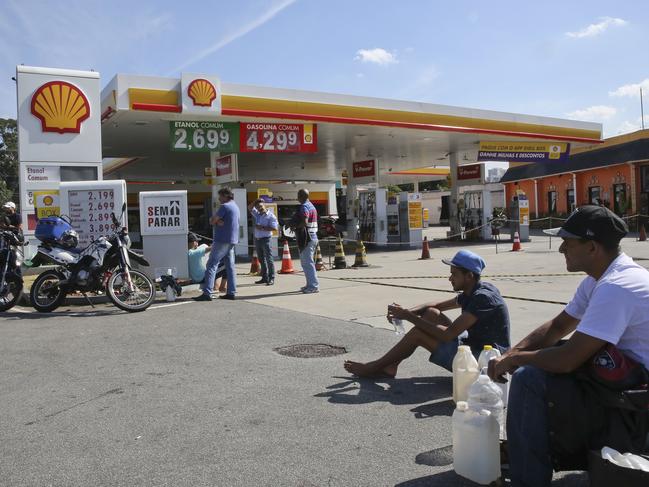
[30,270,66,312]
[0,275,23,311]
[106,269,155,312]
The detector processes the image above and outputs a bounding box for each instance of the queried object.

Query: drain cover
[274,343,347,358]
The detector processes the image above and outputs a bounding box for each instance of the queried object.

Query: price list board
[60,180,127,247]
[239,123,317,153]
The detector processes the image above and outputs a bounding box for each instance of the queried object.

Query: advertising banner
[352,159,378,184]
[478,141,570,163]
[210,153,239,185]
[33,190,60,219]
[239,122,317,153]
[139,191,188,236]
[457,164,483,185]
[407,193,423,229]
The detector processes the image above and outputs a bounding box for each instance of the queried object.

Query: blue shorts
[428,338,461,372]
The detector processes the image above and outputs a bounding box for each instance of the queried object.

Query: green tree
[0,118,18,206]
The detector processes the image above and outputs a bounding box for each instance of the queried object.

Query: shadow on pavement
[239,290,305,300]
[396,468,589,486]
[315,375,452,408]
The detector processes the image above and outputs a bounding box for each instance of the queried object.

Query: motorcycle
[0,229,24,311]
[29,204,156,313]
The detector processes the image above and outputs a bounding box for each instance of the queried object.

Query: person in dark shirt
[1,201,22,234]
[344,250,511,378]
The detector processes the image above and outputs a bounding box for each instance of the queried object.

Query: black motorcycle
[30,205,155,312]
[0,229,24,311]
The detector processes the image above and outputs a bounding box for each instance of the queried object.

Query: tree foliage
[0,118,18,205]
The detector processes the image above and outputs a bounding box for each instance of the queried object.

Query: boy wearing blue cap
[344,249,510,378]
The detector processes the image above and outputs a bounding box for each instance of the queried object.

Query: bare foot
[344,360,396,378]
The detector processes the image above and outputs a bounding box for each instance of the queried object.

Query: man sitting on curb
[488,205,649,487]
[187,233,226,293]
[344,250,511,378]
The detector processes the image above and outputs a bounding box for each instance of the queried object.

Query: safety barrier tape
[326,277,569,306]
[189,213,649,248]
[329,273,577,279]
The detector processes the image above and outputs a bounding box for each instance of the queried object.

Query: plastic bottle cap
[456,401,469,411]
[483,345,493,350]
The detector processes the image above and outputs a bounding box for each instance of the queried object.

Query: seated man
[344,250,511,378]
[489,205,649,487]
[187,233,226,293]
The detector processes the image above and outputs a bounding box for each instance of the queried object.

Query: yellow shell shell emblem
[43,196,54,206]
[188,79,216,107]
[31,81,90,134]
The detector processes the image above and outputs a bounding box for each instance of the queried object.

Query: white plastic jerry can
[477,345,509,407]
[452,401,501,485]
[452,345,480,403]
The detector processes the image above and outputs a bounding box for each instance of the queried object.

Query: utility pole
[641,87,645,130]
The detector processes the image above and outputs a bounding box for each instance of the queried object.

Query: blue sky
[1,0,649,137]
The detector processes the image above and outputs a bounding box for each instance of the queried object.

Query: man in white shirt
[489,205,649,487]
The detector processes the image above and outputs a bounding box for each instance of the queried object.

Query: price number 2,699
[173,128,230,151]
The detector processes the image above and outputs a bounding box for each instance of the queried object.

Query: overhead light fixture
[134,121,149,126]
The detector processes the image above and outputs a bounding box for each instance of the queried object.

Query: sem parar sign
[139,191,188,236]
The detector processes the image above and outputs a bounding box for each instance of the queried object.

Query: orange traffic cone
[278,240,295,274]
[315,243,326,271]
[419,236,431,260]
[512,231,522,251]
[249,248,261,275]
[639,222,647,242]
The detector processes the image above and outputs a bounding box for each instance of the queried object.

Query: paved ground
[2,231,647,486]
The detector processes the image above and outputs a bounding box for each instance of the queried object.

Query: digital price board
[170,121,239,152]
[239,123,317,153]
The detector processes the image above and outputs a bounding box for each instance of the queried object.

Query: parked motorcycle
[29,205,155,312]
[0,229,24,311]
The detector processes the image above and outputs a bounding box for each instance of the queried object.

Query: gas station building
[17,65,603,277]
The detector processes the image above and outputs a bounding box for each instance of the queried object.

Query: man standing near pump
[193,187,239,302]
[248,198,278,286]
[290,189,319,294]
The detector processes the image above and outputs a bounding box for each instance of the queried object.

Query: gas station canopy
[100,73,602,182]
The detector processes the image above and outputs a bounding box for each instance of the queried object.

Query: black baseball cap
[544,205,628,244]
[188,232,199,243]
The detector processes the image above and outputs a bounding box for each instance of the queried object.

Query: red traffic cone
[419,236,431,260]
[512,231,522,251]
[278,240,295,274]
[249,248,261,275]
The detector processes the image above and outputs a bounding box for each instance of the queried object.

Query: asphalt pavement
[2,230,646,486]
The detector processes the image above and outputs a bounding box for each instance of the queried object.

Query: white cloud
[354,48,397,66]
[566,17,627,38]
[566,105,617,121]
[615,116,649,135]
[166,0,298,75]
[609,78,649,98]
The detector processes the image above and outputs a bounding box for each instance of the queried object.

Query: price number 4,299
[174,128,230,151]
[246,130,298,151]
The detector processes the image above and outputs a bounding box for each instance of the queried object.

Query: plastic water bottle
[452,401,500,484]
[452,346,480,403]
[392,318,405,336]
[467,371,505,439]
[477,345,509,407]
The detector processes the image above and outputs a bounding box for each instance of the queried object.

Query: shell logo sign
[187,78,216,107]
[30,81,90,134]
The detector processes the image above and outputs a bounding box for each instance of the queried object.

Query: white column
[534,179,539,218]
[572,173,577,210]
[413,180,419,193]
[345,147,358,240]
[449,152,461,236]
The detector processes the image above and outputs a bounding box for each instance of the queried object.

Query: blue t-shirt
[456,281,511,356]
[188,244,209,283]
[213,200,240,244]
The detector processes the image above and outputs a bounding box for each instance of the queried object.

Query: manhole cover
[274,343,347,358]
